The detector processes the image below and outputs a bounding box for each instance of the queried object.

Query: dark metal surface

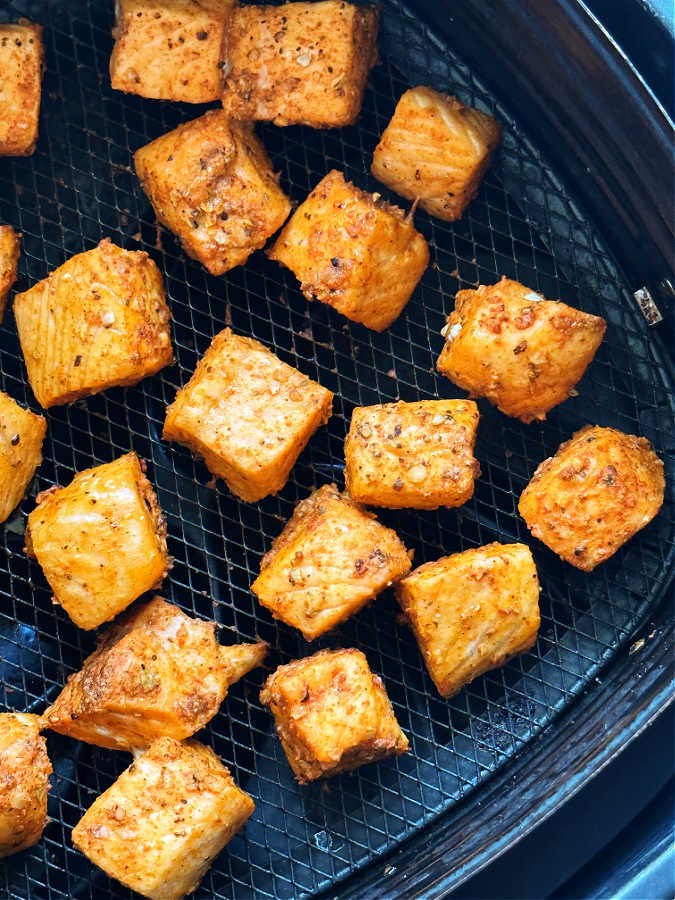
[0,1,674,899]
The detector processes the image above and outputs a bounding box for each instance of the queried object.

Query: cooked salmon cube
[251,483,411,640]
[0,21,44,156]
[221,1,379,128]
[372,87,502,222]
[268,170,429,331]
[25,453,170,630]
[395,543,540,698]
[41,596,267,752]
[134,110,291,276]
[0,226,21,321]
[72,736,254,900]
[13,238,172,409]
[260,648,408,783]
[0,390,46,524]
[163,328,332,502]
[519,425,665,571]
[436,277,606,422]
[0,713,52,858]
[110,0,235,103]
[344,399,480,509]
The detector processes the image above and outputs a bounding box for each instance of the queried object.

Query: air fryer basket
[1,1,673,899]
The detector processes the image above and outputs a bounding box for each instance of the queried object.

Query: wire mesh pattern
[1,1,674,898]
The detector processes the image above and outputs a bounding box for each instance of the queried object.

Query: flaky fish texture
[269,170,429,331]
[372,86,501,221]
[110,0,235,103]
[0,20,44,156]
[25,453,170,630]
[134,110,291,275]
[437,276,606,422]
[396,543,540,697]
[519,425,665,571]
[344,399,480,509]
[41,596,268,752]
[252,483,411,640]
[72,737,254,900]
[0,225,21,321]
[163,327,332,502]
[260,648,409,783]
[0,713,52,858]
[221,1,379,128]
[13,238,172,408]
[0,389,45,524]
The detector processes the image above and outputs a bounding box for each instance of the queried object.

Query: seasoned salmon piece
[0,20,44,156]
[110,0,236,103]
[25,453,170,630]
[437,277,607,422]
[0,226,21,321]
[372,86,502,221]
[396,543,540,698]
[519,425,665,571]
[13,239,172,409]
[0,713,52,858]
[344,399,480,509]
[163,328,332,502]
[268,170,429,331]
[41,596,267,752]
[260,648,408,783]
[134,110,291,276]
[72,737,255,900]
[0,390,45,524]
[221,1,379,128]
[251,483,411,640]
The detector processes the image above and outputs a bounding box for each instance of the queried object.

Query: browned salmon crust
[268,170,429,331]
[260,648,408,783]
[41,596,267,751]
[163,327,333,502]
[14,238,172,408]
[252,483,411,640]
[72,737,254,900]
[0,21,44,156]
[0,389,45,524]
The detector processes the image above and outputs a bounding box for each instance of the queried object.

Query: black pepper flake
[10,434,20,446]
[74,355,82,367]
[220,211,228,220]
[330,257,340,267]
[196,30,208,40]
[573,547,584,557]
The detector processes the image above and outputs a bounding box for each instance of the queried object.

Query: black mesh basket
[1,1,673,899]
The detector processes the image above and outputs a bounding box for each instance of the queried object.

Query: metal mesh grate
[1,1,674,898]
